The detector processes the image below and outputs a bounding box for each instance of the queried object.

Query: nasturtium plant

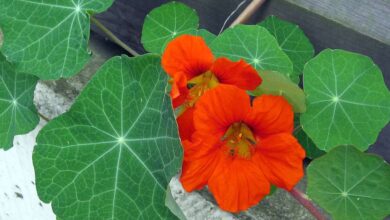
[141,1,199,54]
[0,1,389,219]
[307,145,390,220]
[0,53,39,150]
[251,70,306,113]
[33,55,183,219]
[259,15,315,83]
[301,49,390,152]
[0,0,114,79]
[210,25,293,80]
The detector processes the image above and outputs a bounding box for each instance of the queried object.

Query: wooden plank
[284,0,390,45]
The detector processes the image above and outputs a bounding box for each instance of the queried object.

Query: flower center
[222,122,257,158]
[185,71,219,107]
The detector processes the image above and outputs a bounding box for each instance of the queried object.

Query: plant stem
[230,0,267,27]
[289,188,327,220]
[90,16,140,56]
[293,124,302,133]
[38,112,50,122]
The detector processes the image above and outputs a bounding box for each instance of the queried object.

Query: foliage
[210,25,294,79]
[259,15,314,83]
[33,55,182,219]
[141,2,199,54]
[0,53,39,150]
[0,0,114,79]
[301,49,390,152]
[0,1,389,219]
[307,145,390,220]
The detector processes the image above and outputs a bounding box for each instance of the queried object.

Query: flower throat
[222,122,257,158]
[185,71,219,107]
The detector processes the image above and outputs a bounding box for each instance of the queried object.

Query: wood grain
[284,0,390,45]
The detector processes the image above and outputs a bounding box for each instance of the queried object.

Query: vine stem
[230,0,267,27]
[38,112,50,122]
[293,125,302,133]
[90,16,140,56]
[289,188,327,220]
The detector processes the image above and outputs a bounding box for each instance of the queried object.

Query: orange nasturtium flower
[180,85,305,212]
[162,35,261,140]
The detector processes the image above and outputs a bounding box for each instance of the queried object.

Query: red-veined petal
[162,35,214,80]
[252,133,305,190]
[208,152,270,212]
[245,95,294,137]
[211,58,262,90]
[193,85,251,136]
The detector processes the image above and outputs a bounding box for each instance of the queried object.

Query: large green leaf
[301,49,390,151]
[251,71,306,113]
[0,53,39,150]
[294,116,325,159]
[210,25,293,79]
[195,29,216,46]
[141,2,199,54]
[294,127,325,159]
[33,55,183,219]
[307,145,390,220]
[0,0,114,79]
[259,16,314,83]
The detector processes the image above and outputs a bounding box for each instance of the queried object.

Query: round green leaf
[141,2,199,54]
[0,53,39,150]
[210,25,293,79]
[294,117,325,159]
[33,55,183,219]
[0,0,114,79]
[307,145,390,220]
[251,71,306,113]
[295,127,325,159]
[195,29,216,46]
[301,49,390,151]
[259,16,314,83]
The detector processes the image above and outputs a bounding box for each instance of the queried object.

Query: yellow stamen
[185,71,219,108]
[222,122,256,158]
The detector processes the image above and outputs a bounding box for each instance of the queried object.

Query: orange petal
[211,58,262,90]
[245,95,294,137]
[177,107,195,141]
[180,148,220,192]
[182,133,221,161]
[170,73,189,108]
[208,152,270,212]
[162,35,214,80]
[252,133,305,190]
[193,85,251,136]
